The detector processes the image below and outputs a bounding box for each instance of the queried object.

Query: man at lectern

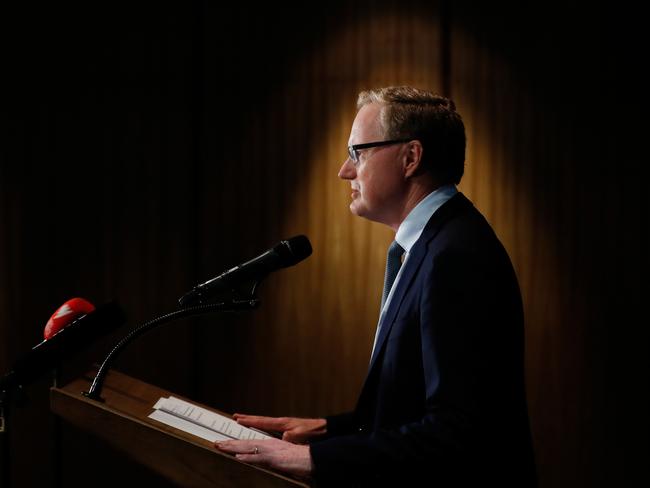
[215,86,537,487]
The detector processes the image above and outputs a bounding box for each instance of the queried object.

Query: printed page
[149,396,273,441]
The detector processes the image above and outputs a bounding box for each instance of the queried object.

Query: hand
[215,438,313,478]
[233,413,327,444]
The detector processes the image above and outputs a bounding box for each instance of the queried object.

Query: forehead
[350,103,383,143]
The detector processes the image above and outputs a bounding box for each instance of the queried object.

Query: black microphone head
[178,235,312,307]
[278,235,312,267]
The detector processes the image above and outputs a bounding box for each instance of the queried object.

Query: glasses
[347,139,411,165]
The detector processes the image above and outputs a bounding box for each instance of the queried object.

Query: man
[216,86,537,487]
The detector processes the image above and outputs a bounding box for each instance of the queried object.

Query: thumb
[282,430,307,444]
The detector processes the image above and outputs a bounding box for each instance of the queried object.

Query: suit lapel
[366,241,426,371]
[364,193,472,379]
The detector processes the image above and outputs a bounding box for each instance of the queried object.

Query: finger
[234,415,290,431]
[235,453,264,463]
[232,413,261,420]
[234,413,277,423]
[216,438,288,455]
[214,440,259,455]
[235,454,252,462]
[234,453,276,471]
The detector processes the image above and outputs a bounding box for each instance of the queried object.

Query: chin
[349,201,366,217]
[350,204,375,222]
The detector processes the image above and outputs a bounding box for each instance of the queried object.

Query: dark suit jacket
[310,193,537,487]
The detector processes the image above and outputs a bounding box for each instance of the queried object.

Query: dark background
[1,1,646,487]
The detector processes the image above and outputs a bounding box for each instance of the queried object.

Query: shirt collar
[395,184,458,253]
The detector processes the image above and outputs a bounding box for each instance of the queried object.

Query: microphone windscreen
[44,297,96,340]
[1,301,126,391]
[282,235,312,266]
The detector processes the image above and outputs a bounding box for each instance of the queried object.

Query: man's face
[338,103,406,226]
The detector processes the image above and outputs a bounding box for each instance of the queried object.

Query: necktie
[381,240,405,311]
[370,240,405,363]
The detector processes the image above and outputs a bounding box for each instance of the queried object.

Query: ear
[403,140,424,178]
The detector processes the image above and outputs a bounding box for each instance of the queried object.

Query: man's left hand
[215,438,313,478]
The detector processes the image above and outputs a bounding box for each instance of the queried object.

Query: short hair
[357,86,466,184]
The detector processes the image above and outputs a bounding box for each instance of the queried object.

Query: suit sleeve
[321,411,358,438]
[310,247,502,486]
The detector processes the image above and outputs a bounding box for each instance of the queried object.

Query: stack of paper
[149,396,272,443]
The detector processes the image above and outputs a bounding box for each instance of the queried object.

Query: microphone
[178,235,312,307]
[43,297,96,340]
[0,299,126,392]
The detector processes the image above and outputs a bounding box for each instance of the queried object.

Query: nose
[338,157,356,180]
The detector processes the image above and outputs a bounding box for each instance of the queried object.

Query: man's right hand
[233,413,327,444]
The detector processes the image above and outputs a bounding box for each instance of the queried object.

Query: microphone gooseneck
[87,235,312,401]
[83,299,259,401]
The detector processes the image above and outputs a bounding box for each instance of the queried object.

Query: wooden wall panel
[1,1,644,487]
[193,1,444,420]
[1,5,197,487]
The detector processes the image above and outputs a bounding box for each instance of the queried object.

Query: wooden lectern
[50,370,310,488]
